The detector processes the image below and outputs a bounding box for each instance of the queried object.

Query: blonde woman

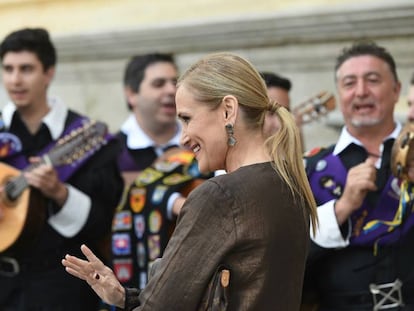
[62,52,317,311]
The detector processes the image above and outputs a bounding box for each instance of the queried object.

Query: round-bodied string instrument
[391,122,414,180]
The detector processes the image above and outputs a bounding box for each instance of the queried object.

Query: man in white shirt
[0,27,123,311]
[110,53,210,295]
[301,41,414,311]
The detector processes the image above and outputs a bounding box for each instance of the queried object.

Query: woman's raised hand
[62,244,126,308]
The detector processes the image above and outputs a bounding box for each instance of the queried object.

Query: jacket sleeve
[134,180,236,311]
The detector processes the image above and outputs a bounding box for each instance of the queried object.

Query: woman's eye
[179,116,190,124]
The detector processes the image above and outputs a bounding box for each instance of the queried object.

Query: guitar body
[0,162,46,256]
[391,122,414,180]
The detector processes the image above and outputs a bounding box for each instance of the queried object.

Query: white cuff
[311,200,349,248]
[214,170,226,176]
[48,185,91,237]
[167,192,181,220]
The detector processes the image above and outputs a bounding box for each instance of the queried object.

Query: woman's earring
[225,124,237,147]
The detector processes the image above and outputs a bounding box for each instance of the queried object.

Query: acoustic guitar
[391,122,414,180]
[0,121,108,255]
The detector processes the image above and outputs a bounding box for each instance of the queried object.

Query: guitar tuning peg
[293,91,336,125]
[74,151,82,160]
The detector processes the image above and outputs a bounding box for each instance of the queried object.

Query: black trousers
[0,266,99,311]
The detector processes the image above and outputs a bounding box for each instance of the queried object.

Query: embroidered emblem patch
[167,150,194,165]
[139,272,147,289]
[148,234,161,260]
[304,146,324,157]
[163,173,192,185]
[137,242,146,268]
[134,168,163,186]
[148,210,162,233]
[319,175,343,198]
[187,161,202,177]
[112,233,131,255]
[153,160,181,172]
[152,185,168,205]
[0,132,22,158]
[134,215,145,239]
[129,187,146,213]
[113,259,133,282]
[113,211,132,231]
[315,159,327,172]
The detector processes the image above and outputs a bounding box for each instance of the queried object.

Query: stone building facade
[0,0,413,149]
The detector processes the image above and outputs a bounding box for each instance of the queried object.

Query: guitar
[0,121,108,255]
[293,91,336,125]
[391,122,414,180]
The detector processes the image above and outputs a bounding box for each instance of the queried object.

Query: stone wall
[0,0,413,150]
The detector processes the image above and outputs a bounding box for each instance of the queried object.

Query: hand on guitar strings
[62,244,126,308]
[24,157,68,206]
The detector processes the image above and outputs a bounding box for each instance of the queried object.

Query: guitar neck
[3,121,107,202]
[293,91,336,124]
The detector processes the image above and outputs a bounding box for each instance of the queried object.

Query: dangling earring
[225,124,237,147]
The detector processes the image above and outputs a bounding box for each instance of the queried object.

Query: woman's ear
[222,95,238,123]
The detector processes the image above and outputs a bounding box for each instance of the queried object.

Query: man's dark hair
[260,72,291,92]
[123,53,176,111]
[410,71,414,85]
[123,53,176,92]
[0,28,56,71]
[335,41,398,82]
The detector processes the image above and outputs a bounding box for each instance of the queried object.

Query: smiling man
[0,27,123,311]
[299,41,414,311]
[108,53,212,302]
[117,53,181,184]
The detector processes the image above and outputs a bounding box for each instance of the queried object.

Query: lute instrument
[391,122,414,180]
[0,121,108,255]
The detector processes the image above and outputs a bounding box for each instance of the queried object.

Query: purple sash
[309,153,414,246]
[118,147,140,171]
